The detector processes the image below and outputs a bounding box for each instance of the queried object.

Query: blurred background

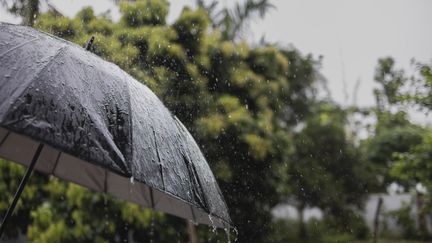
[0,0,431,242]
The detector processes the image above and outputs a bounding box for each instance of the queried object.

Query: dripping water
[129,176,135,195]
[224,228,231,243]
[208,214,217,233]
[233,227,239,242]
[150,211,155,243]
[103,194,108,234]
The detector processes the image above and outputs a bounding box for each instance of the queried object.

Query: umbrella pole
[0,143,44,237]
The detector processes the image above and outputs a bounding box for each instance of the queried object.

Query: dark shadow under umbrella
[0,22,232,236]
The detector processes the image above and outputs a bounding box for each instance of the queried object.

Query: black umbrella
[0,22,231,235]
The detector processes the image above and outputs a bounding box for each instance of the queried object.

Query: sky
[252,0,432,107]
[1,0,431,121]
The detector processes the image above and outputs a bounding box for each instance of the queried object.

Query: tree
[365,58,425,191]
[391,131,432,238]
[373,57,406,110]
[364,57,432,239]
[374,57,432,111]
[410,61,432,110]
[365,111,424,190]
[286,102,372,240]
[378,58,432,239]
[1,0,49,26]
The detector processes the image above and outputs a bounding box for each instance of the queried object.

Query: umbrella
[0,22,231,235]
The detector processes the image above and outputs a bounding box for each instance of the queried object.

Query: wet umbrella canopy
[0,23,231,232]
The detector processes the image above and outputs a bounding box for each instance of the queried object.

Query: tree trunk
[25,0,39,27]
[372,197,383,243]
[416,191,427,237]
[186,220,198,243]
[298,199,306,239]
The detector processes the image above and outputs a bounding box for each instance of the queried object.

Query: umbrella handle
[0,143,44,238]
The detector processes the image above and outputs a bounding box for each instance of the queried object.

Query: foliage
[374,57,432,111]
[391,131,432,190]
[285,102,373,238]
[410,62,432,110]
[364,111,424,190]
[373,57,407,109]
[0,162,48,239]
[367,57,432,239]
[363,58,427,192]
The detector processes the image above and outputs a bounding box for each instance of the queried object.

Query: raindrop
[208,214,217,233]
[150,211,155,243]
[224,228,231,243]
[130,176,135,185]
[233,227,239,242]
[103,195,108,234]
[4,74,10,78]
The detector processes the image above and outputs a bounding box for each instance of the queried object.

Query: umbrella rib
[153,130,165,190]
[50,151,62,175]
[123,72,134,178]
[191,163,210,211]
[0,37,39,57]
[1,46,68,119]
[0,143,44,237]
[0,130,10,147]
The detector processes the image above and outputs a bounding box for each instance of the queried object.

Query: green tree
[391,131,432,238]
[374,57,432,111]
[365,111,424,190]
[365,58,425,191]
[364,57,432,239]
[410,61,432,110]
[286,102,372,240]
[378,58,432,239]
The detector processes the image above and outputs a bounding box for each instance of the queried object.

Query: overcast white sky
[1,0,431,121]
[253,0,432,107]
